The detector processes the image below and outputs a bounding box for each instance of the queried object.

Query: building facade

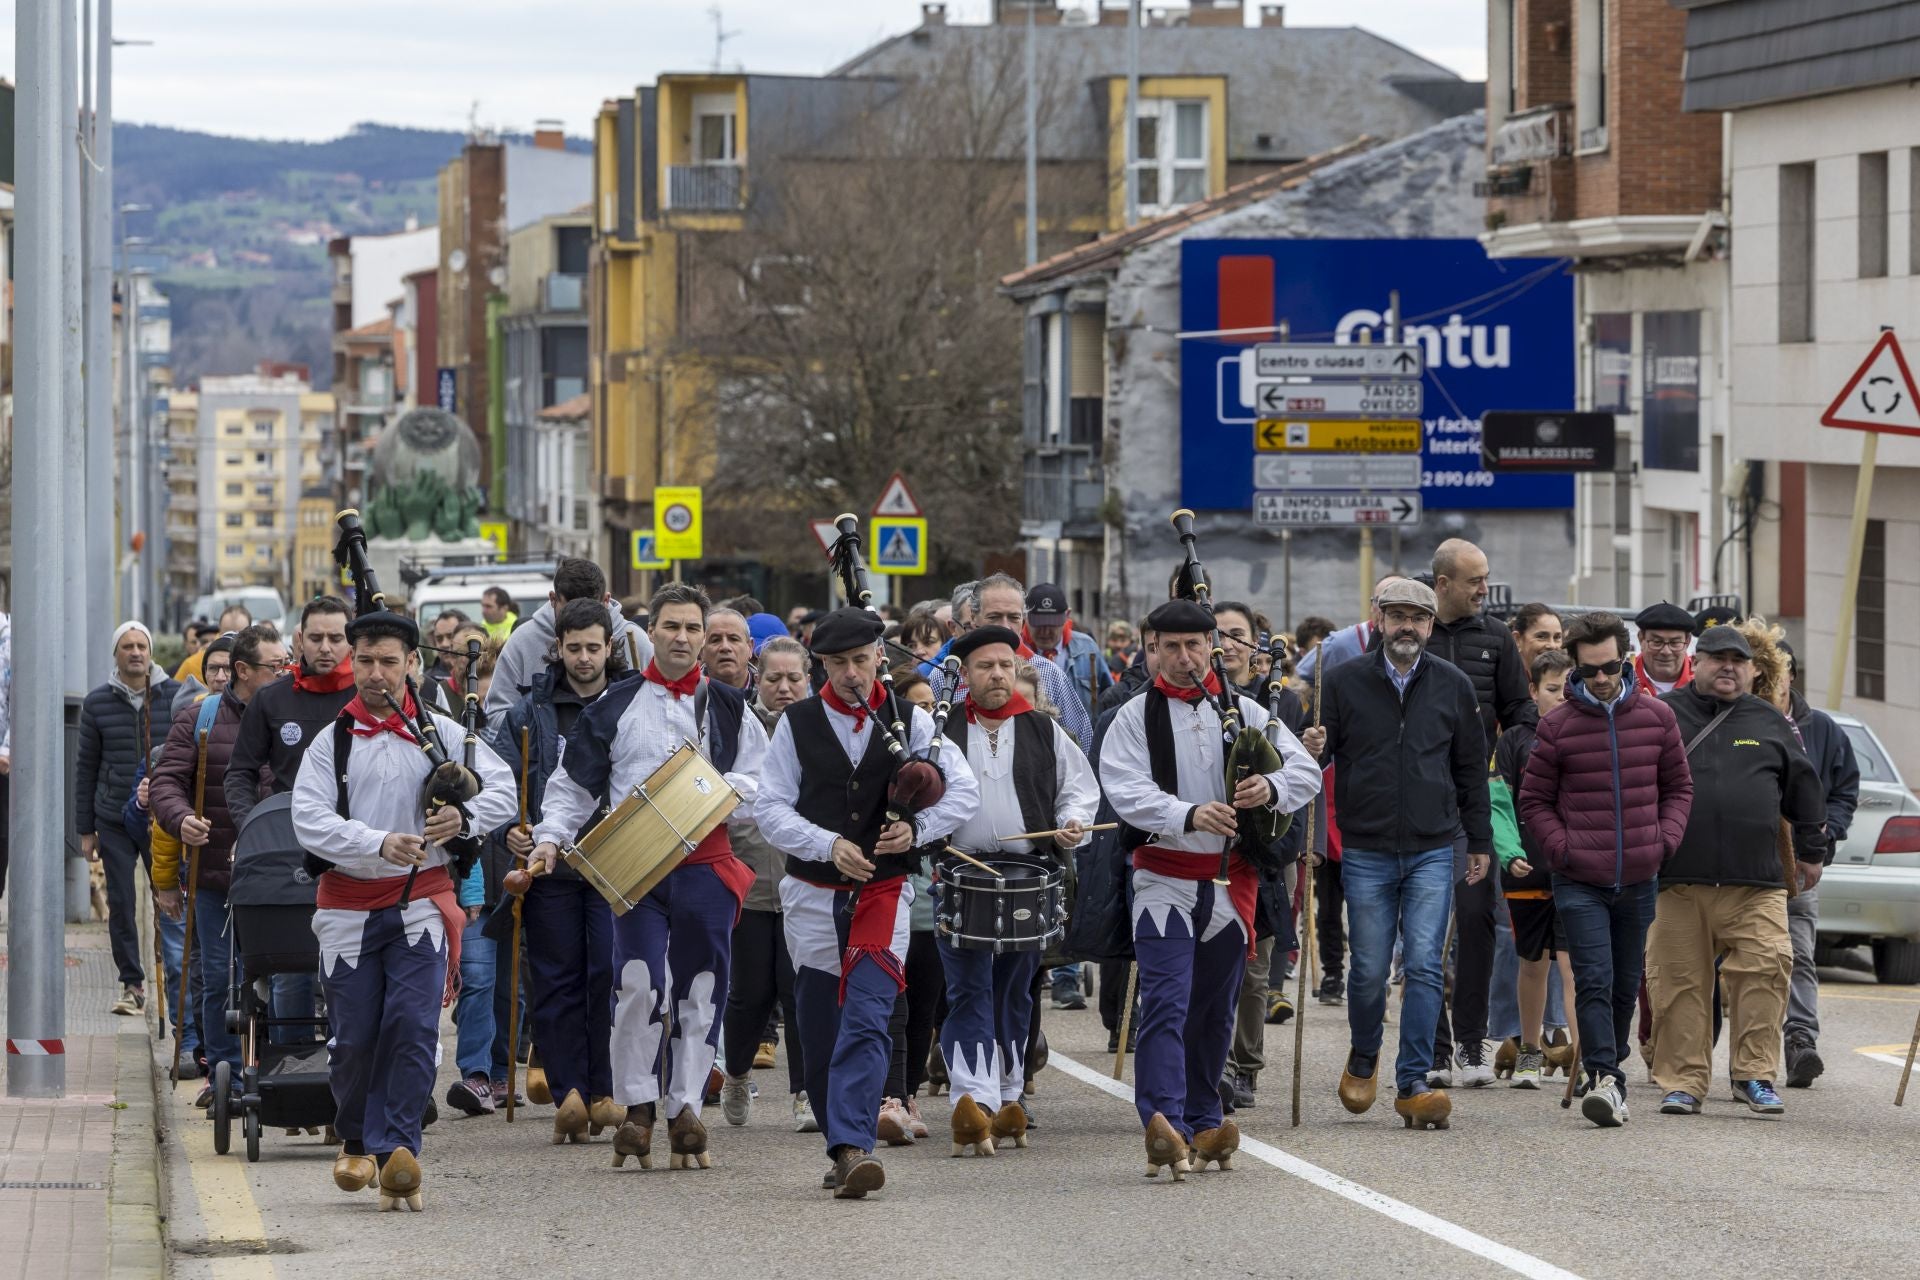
[501,212,591,554]
[328,222,437,509]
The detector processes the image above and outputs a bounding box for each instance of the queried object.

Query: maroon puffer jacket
[1516,681,1693,889]
[149,691,246,894]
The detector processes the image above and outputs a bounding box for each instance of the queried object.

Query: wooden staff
[1560,1020,1582,1108]
[1897,1003,1920,1106]
[994,822,1118,842]
[941,846,1004,879]
[1112,961,1139,1081]
[1292,657,1322,1127]
[506,724,531,1123]
[174,727,211,1084]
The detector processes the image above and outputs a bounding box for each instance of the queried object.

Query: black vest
[946,710,1057,852]
[1120,688,1187,853]
[785,696,907,887]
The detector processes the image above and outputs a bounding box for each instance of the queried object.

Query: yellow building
[165,372,334,607]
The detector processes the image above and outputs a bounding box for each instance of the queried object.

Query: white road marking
[1049,1050,1585,1280]
[1862,1051,1909,1069]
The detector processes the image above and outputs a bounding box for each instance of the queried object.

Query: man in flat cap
[1100,597,1321,1179]
[1632,602,1697,698]
[1649,625,1827,1119]
[756,606,979,1199]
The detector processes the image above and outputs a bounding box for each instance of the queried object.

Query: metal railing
[667,163,744,211]
[1491,104,1570,167]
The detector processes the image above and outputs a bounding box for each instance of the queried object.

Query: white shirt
[291,707,519,880]
[758,699,980,863]
[533,678,769,849]
[950,713,1099,856]
[1099,688,1322,855]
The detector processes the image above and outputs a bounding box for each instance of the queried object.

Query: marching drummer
[291,608,518,1212]
[756,606,979,1199]
[1099,598,1321,1181]
[530,583,768,1173]
[937,625,1099,1157]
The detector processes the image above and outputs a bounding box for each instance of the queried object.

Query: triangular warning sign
[1822,331,1920,438]
[872,472,923,518]
[809,519,839,560]
[880,526,915,562]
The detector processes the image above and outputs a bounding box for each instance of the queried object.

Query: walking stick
[173,727,210,1084]
[1292,657,1323,1127]
[1560,1019,1582,1107]
[506,725,531,1123]
[1112,962,1139,1081]
[1896,1003,1920,1106]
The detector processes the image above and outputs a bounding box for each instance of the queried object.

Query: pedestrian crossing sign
[871,516,927,576]
[630,530,669,571]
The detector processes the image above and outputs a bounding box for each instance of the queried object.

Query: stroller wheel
[244,1107,262,1163]
[211,1061,233,1156]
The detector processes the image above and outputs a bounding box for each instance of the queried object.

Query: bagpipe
[1168,509,1292,879]
[334,509,484,903]
[828,512,951,855]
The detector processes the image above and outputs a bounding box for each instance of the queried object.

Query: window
[224,543,244,558]
[1860,152,1889,279]
[255,483,274,498]
[1489,0,1518,129]
[225,513,243,528]
[1779,163,1815,343]
[692,93,737,164]
[1857,518,1885,701]
[1575,0,1608,151]
[1591,312,1632,413]
[744,256,812,317]
[224,453,242,467]
[224,422,243,437]
[1642,311,1700,472]
[224,482,243,497]
[253,418,274,436]
[254,451,270,465]
[254,512,274,528]
[1133,99,1208,213]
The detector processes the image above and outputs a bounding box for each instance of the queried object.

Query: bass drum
[935,852,1065,954]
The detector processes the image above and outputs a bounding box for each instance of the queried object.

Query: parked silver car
[1814,712,1920,983]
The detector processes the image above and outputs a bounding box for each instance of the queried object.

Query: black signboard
[1480,411,1617,473]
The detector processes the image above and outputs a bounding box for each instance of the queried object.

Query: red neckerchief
[1022,618,1074,663]
[1633,652,1691,698]
[821,681,887,730]
[966,692,1035,722]
[1154,670,1222,704]
[292,662,355,695]
[643,659,701,700]
[343,689,419,742]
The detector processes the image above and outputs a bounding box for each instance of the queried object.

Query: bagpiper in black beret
[1145,598,1216,636]
[951,626,1022,662]
[1633,602,1698,634]
[807,607,887,655]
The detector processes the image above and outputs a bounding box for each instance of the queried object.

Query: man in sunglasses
[1516,612,1692,1127]
[1647,625,1828,1119]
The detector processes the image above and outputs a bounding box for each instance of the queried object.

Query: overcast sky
[1,1,1485,142]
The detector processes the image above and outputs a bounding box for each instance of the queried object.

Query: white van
[406,564,555,633]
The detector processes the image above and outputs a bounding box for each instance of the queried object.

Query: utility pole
[12,0,73,1098]
[1124,0,1140,228]
[85,0,115,663]
[1024,0,1038,266]
[61,0,88,694]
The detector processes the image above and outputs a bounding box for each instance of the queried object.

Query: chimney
[922,2,946,23]
[533,118,565,151]
[1260,4,1284,25]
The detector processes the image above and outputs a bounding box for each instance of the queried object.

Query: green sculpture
[364,407,487,542]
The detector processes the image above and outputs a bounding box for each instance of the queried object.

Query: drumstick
[941,846,1005,879]
[993,822,1119,842]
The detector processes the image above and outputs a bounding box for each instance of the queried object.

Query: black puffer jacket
[75,676,180,836]
[1661,687,1828,887]
[1429,609,1536,744]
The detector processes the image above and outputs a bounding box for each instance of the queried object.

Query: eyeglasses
[1381,610,1432,628]
[1575,659,1626,679]
[1642,636,1689,651]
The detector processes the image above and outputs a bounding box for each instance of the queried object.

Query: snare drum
[936,852,1065,954]
[565,741,739,915]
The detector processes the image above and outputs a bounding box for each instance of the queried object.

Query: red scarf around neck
[1022,618,1073,661]
[293,662,355,695]
[821,681,887,729]
[343,688,419,742]
[966,692,1035,723]
[1154,670,1223,704]
[643,659,702,700]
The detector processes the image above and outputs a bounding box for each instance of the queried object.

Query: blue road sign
[871,517,927,575]
[1179,239,1575,511]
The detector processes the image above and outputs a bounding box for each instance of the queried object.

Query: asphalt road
[156,965,1920,1280]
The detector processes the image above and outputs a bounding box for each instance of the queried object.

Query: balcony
[542,272,585,313]
[1490,105,1569,167]
[1022,445,1105,538]
[667,163,744,212]
[1482,104,1576,243]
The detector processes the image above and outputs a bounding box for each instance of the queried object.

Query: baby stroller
[214,792,335,1160]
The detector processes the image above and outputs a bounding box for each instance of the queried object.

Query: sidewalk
[0,914,168,1280]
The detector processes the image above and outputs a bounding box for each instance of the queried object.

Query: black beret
[346,608,421,649]
[951,625,1022,662]
[808,607,886,655]
[1634,602,1697,634]
[1146,598,1215,635]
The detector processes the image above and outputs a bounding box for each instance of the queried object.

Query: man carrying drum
[1099,598,1321,1181]
[936,625,1098,1157]
[530,584,768,1173]
[756,607,979,1199]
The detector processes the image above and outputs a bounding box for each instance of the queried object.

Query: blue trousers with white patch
[937,936,1041,1111]
[314,902,447,1157]
[610,862,733,1119]
[1131,869,1247,1140]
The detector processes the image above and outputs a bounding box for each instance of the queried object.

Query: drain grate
[0,1180,107,1190]
[171,1238,302,1258]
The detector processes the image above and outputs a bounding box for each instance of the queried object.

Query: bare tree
[681,33,1094,574]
